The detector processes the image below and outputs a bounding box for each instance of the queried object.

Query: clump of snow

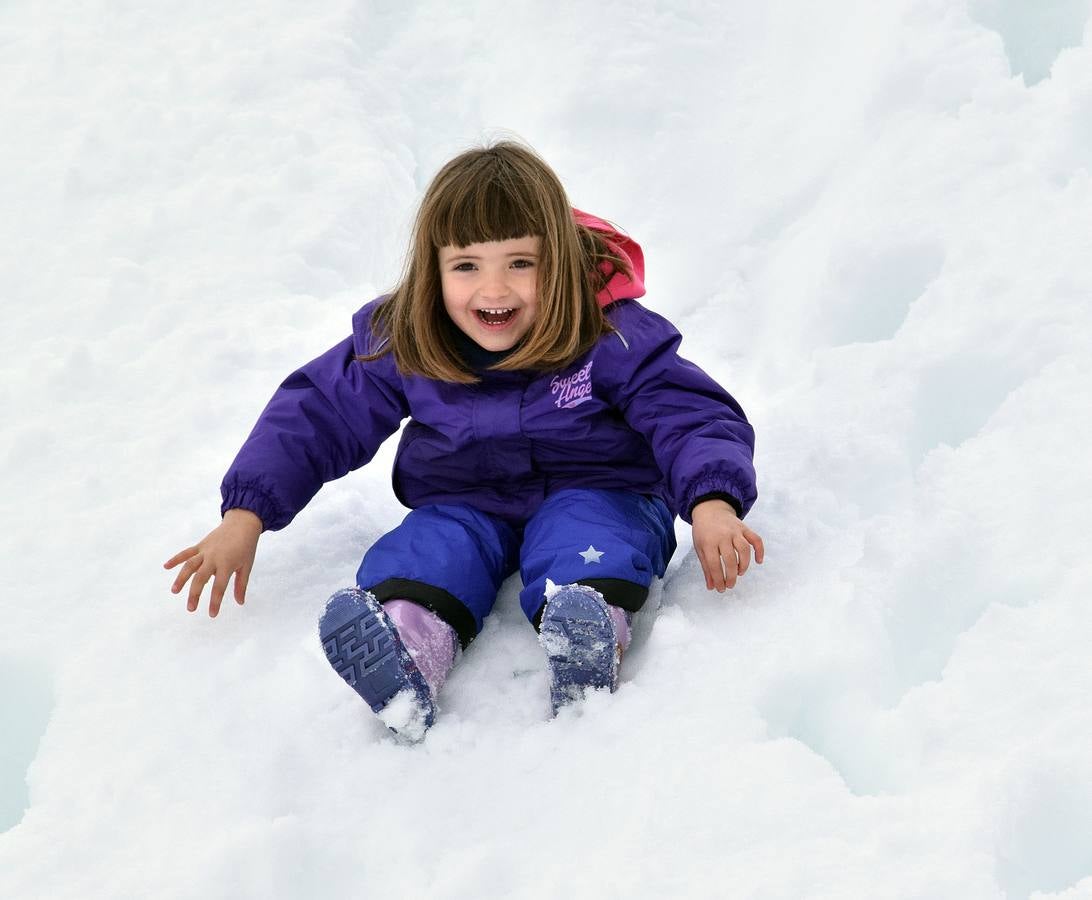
[537,629,571,658]
[375,690,430,745]
[3,1,1092,898]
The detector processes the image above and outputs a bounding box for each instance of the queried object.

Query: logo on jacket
[550,360,594,409]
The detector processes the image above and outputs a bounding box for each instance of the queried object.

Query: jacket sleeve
[220,304,408,531]
[605,302,757,523]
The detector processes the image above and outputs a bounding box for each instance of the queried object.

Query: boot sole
[320,588,435,739]
[539,585,619,714]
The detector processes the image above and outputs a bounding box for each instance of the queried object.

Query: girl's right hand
[164,508,263,617]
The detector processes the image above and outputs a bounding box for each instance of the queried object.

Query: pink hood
[572,208,646,306]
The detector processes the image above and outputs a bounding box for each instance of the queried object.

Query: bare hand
[691,499,764,592]
[164,509,263,617]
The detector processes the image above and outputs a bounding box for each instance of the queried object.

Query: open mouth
[475,308,517,327]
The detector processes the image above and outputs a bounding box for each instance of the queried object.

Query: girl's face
[438,236,541,352]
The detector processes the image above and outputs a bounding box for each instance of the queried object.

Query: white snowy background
[2,0,1091,897]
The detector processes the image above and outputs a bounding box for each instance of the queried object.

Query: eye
[511,259,535,269]
[452,262,476,272]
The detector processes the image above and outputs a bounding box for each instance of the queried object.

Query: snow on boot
[539,583,627,715]
[319,587,435,742]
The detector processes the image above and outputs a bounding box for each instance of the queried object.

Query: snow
[3,0,1092,897]
[375,689,431,745]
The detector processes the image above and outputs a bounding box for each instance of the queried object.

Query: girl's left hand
[691,499,764,592]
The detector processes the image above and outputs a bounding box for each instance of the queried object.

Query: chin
[480,336,519,351]
[466,318,528,351]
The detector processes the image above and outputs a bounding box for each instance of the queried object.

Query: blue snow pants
[356,488,676,649]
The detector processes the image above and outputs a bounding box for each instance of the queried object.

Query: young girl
[165,141,763,741]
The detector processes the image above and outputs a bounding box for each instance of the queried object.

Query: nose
[478,269,511,300]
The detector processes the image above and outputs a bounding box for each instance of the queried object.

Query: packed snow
[3,1,1092,897]
[376,689,431,746]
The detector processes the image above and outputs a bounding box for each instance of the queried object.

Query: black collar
[453,329,518,372]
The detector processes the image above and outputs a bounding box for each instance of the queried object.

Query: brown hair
[361,141,630,383]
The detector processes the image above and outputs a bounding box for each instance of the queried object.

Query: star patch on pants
[579,545,604,564]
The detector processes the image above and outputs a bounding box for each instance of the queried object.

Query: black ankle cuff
[365,578,478,650]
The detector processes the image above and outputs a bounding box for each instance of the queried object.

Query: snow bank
[3,1,1091,897]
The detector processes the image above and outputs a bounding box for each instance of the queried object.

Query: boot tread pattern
[540,585,619,714]
[322,612,398,689]
[320,590,405,713]
[319,588,436,736]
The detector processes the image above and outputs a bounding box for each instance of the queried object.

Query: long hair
[362,141,630,383]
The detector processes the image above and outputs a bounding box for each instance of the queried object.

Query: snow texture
[3,1,1092,898]
[376,689,430,746]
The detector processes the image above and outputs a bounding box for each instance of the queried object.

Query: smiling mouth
[476,308,517,326]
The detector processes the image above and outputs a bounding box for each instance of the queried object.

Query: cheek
[523,274,540,304]
[439,278,462,311]
[439,291,461,322]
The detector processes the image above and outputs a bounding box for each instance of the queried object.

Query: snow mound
[3,1,1092,898]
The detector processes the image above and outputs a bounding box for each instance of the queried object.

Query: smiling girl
[165,141,762,741]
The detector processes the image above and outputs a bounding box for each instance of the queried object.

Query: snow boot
[538,583,632,715]
[319,588,455,742]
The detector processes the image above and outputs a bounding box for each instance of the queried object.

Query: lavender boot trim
[607,605,633,652]
[382,599,458,697]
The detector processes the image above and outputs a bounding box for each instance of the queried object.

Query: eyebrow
[443,250,539,261]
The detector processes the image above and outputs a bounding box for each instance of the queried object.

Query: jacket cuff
[681,477,747,523]
[689,491,743,519]
[220,481,283,532]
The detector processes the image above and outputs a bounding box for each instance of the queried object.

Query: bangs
[423,156,547,249]
[366,140,610,382]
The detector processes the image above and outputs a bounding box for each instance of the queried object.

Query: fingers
[734,536,752,576]
[234,566,250,605]
[720,545,738,590]
[696,545,716,591]
[696,544,721,591]
[171,554,203,595]
[167,523,259,618]
[172,557,247,617]
[698,539,764,592]
[187,564,212,613]
[209,570,229,618]
[693,520,766,593]
[697,543,736,592]
[747,528,765,564]
[164,546,199,570]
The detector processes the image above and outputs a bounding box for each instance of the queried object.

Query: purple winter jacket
[220,295,758,532]
[222,213,754,530]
